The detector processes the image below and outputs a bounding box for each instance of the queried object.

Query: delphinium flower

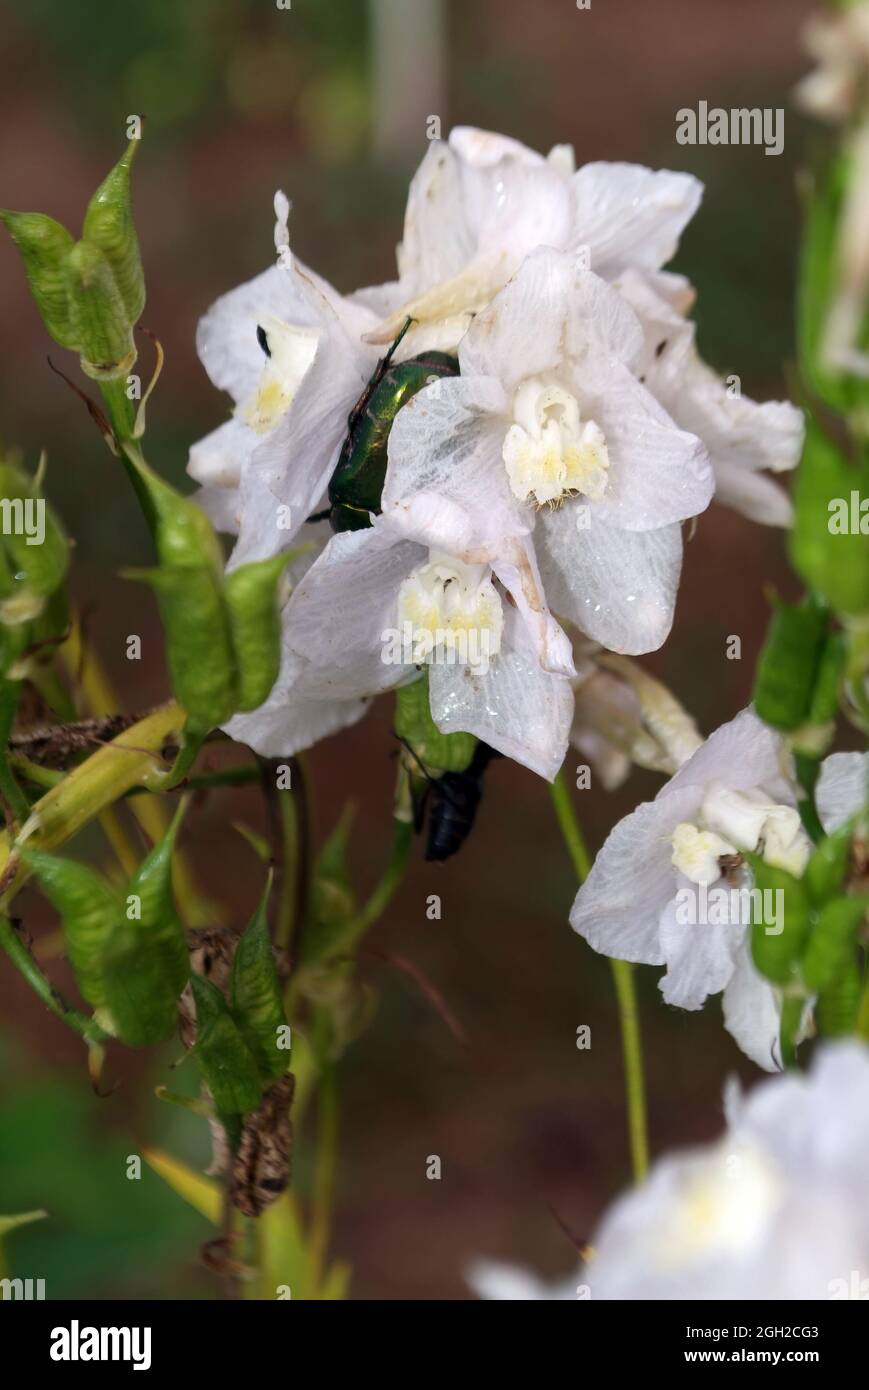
[815,750,869,832]
[273,513,575,780]
[570,707,813,1069]
[361,126,704,354]
[468,1042,869,1300]
[382,247,714,659]
[189,193,383,566]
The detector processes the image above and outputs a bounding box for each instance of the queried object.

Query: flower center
[502,377,609,506]
[240,314,319,435]
[396,552,503,669]
[671,781,812,885]
[657,1140,782,1269]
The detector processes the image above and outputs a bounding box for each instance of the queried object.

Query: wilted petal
[537,507,683,654]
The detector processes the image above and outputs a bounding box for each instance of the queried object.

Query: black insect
[404,740,502,862]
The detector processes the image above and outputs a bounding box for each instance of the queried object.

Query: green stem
[549,771,649,1184]
[0,914,107,1044]
[856,965,869,1043]
[0,681,31,824]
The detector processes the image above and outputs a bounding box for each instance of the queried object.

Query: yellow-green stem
[550,771,649,1183]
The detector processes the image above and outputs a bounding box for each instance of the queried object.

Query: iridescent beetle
[324,318,458,532]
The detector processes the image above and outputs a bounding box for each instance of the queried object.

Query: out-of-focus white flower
[571,648,702,791]
[795,4,869,124]
[816,750,869,831]
[615,270,804,526]
[469,1043,869,1300]
[279,515,574,780]
[360,126,703,354]
[383,248,713,659]
[570,708,813,1069]
[467,1258,582,1301]
[188,193,382,567]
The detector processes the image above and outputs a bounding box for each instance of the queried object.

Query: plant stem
[0,681,31,824]
[549,771,649,1184]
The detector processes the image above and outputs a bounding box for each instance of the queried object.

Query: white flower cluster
[189,127,803,782]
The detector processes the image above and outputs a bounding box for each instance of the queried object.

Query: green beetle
[255,317,459,533]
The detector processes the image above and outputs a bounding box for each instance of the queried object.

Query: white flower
[570,708,813,1069]
[614,269,804,526]
[816,750,869,832]
[362,126,703,353]
[585,1042,869,1299]
[383,247,714,657]
[278,515,574,780]
[188,193,382,566]
[467,1258,582,1302]
[470,1043,869,1300]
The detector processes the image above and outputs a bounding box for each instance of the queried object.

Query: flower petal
[816,751,869,833]
[722,942,783,1072]
[569,786,703,964]
[571,163,703,278]
[428,604,573,780]
[657,878,743,1010]
[668,707,797,805]
[536,507,683,654]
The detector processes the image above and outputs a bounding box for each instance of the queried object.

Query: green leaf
[801,895,867,992]
[394,673,477,773]
[124,797,189,998]
[190,973,263,1116]
[746,853,810,984]
[789,417,869,615]
[753,595,828,730]
[230,880,289,1083]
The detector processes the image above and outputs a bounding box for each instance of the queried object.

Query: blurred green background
[0,0,823,1298]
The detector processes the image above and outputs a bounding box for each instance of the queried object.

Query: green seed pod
[65,240,135,378]
[137,565,238,731]
[0,462,69,610]
[82,140,145,327]
[808,631,846,725]
[130,460,224,575]
[778,993,806,1070]
[22,848,119,1010]
[753,596,827,731]
[394,673,477,773]
[124,798,189,1000]
[0,211,77,350]
[816,958,861,1036]
[746,854,810,985]
[803,816,856,904]
[224,552,292,712]
[230,880,288,1083]
[790,419,869,616]
[190,973,263,1116]
[801,896,867,992]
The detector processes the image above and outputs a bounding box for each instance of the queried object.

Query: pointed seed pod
[82,140,145,326]
[230,877,288,1083]
[224,551,293,712]
[0,211,78,349]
